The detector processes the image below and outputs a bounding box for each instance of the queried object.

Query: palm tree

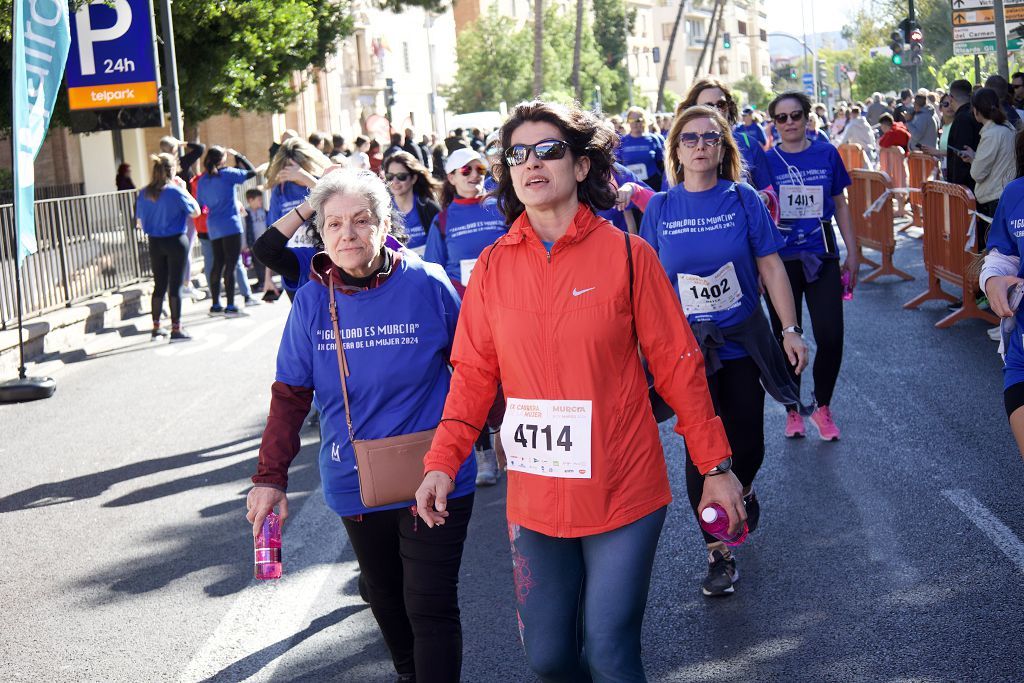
[533,0,544,97]
[656,0,687,111]
[572,0,585,102]
[693,0,723,77]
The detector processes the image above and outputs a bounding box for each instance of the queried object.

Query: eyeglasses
[626,116,644,123]
[705,99,730,113]
[678,131,723,148]
[459,164,486,177]
[939,100,950,108]
[385,171,412,182]
[503,139,570,167]
[1013,82,1024,90]
[485,144,502,156]
[772,110,805,124]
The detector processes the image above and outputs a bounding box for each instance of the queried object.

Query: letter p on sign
[75,0,132,76]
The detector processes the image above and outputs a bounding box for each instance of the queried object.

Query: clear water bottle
[841,270,854,301]
[254,511,282,580]
[699,503,748,547]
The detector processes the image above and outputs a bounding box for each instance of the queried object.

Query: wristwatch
[782,325,804,336]
[705,457,733,476]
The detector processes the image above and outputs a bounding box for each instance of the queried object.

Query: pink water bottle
[841,270,854,301]
[254,512,282,580]
[699,503,748,547]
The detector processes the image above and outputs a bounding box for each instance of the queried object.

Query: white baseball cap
[444,148,486,174]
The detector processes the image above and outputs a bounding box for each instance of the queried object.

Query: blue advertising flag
[12,0,71,264]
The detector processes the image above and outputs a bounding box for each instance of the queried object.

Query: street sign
[951,0,1024,54]
[66,0,160,111]
[846,70,858,83]
[802,72,814,96]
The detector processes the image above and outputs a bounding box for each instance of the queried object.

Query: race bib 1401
[501,398,593,479]
[779,184,824,220]
[677,261,743,316]
[626,163,649,180]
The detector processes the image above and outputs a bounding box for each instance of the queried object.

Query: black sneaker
[743,490,760,534]
[170,329,192,342]
[262,289,279,302]
[702,549,738,597]
[224,305,247,317]
[209,305,225,316]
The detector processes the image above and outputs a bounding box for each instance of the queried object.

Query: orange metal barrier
[903,180,997,328]
[907,151,940,229]
[838,143,869,173]
[849,169,914,282]
[878,146,909,218]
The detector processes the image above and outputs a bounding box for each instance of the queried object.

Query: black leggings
[342,493,473,683]
[685,356,766,545]
[148,234,189,325]
[209,233,243,306]
[765,257,844,407]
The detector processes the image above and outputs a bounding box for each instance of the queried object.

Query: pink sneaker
[785,410,805,438]
[810,406,840,441]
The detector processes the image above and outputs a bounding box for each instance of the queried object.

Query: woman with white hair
[246,168,477,683]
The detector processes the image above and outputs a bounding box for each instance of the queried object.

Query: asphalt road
[2,229,1024,682]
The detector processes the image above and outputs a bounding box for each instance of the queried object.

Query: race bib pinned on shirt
[459,258,478,286]
[626,163,649,180]
[779,184,824,220]
[501,398,593,479]
[677,262,743,316]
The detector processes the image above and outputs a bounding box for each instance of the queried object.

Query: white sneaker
[475,445,501,486]
[988,326,1001,342]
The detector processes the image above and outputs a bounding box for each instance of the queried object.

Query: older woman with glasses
[246,168,477,683]
[765,90,857,442]
[424,147,508,487]
[617,105,667,190]
[640,104,806,597]
[384,150,442,253]
[415,100,740,682]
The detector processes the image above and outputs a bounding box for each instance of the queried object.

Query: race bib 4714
[501,398,593,478]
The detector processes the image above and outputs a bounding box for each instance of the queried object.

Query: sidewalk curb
[0,285,151,380]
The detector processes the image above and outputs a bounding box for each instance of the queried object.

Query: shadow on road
[0,433,263,513]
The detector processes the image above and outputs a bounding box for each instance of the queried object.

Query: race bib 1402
[677,261,743,316]
[501,398,593,479]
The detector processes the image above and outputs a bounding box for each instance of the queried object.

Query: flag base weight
[0,376,56,403]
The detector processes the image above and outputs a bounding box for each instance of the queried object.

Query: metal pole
[158,0,184,139]
[994,0,1010,79]
[909,0,919,91]
[10,4,25,380]
[975,54,981,83]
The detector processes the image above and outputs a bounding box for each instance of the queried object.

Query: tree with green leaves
[732,75,772,111]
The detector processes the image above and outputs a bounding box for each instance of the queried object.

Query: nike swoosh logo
[572,287,596,297]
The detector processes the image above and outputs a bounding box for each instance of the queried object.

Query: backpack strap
[438,206,448,237]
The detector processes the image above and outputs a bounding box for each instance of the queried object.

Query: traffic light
[889,30,904,66]
[789,66,797,80]
[722,32,732,49]
[908,23,924,66]
[816,59,829,99]
[385,78,396,108]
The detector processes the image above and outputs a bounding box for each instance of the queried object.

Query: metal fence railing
[0,189,147,330]
[0,182,86,206]
[0,176,268,330]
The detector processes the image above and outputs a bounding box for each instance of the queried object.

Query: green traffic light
[892,53,903,65]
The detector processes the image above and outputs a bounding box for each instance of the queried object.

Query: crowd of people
[126,69,1024,682]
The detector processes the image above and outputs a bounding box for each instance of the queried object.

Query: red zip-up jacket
[423,204,731,538]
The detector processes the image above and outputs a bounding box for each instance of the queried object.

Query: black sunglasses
[385,171,412,182]
[678,131,723,148]
[772,110,805,124]
[504,139,570,167]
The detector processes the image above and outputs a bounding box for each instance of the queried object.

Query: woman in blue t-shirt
[641,104,807,597]
[254,138,332,301]
[385,151,442,253]
[136,153,201,341]
[246,168,475,683]
[764,91,858,442]
[617,107,666,192]
[196,146,256,315]
[424,147,508,488]
[981,157,1024,456]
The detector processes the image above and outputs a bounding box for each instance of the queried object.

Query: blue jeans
[199,237,252,305]
[509,507,667,683]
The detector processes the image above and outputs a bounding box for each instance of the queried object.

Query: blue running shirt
[424,197,506,285]
[981,176,1024,389]
[640,179,785,360]
[196,168,250,239]
[616,134,664,182]
[136,185,198,238]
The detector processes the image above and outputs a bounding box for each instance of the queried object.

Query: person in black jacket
[946,79,983,190]
[384,151,441,253]
[160,136,206,184]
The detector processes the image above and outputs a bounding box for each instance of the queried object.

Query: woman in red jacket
[415,101,743,682]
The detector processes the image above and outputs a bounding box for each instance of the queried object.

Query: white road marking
[943,489,1024,573]
[223,320,282,354]
[178,489,345,682]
